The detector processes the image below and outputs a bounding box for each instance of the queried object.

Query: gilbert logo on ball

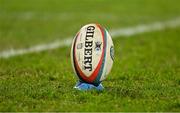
[71,24,114,86]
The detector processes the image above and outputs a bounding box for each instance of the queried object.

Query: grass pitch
[0,0,180,111]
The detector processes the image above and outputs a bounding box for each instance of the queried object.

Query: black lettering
[86,26,95,39]
[84,48,92,55]
[84,56,92,71]
[86,32,94,38]
[87,26,95,31]
[84,64,92,71]
[85,41,93,48]
[84,56,92,64]
[83,25,95,71]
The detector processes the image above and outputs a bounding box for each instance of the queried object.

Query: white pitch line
[110,17,180,37]
[0,17,180,59]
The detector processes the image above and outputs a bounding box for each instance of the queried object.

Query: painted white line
[111,17,180,37]
[0,38,72,58]
[0,17,180,58]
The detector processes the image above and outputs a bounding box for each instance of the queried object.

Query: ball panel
[100,29,114,81]
[75,24,103,77]
[92,24,108,85]
[72,24,106,84]
[71,23,114,85]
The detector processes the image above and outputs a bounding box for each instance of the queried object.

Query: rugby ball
[71,24,114,86]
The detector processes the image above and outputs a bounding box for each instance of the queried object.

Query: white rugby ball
[71,24,114,86]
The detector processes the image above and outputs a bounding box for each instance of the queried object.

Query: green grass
[0,0,180,50]
[0,0,180,112]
